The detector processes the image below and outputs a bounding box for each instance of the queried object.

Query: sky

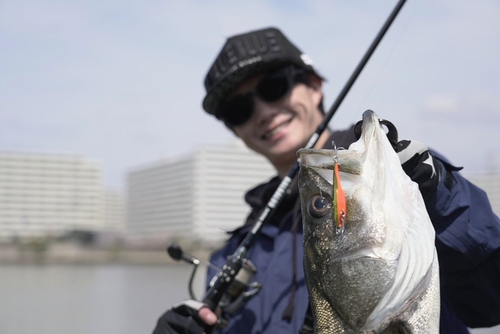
[1,0,500,190]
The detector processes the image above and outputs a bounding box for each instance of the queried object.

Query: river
[0,264,206,334]
[0,264,497,334]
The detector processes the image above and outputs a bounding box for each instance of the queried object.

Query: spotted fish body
[298,110,440,333]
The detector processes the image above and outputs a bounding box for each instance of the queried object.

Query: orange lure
[333,153,347,234]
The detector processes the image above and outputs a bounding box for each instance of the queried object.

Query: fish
[297,110,440,333]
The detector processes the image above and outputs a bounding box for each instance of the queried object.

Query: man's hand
[153,300,218,334]
[396,140,441,201]
[198,308,218,326]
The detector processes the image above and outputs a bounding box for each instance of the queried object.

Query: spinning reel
[167,243,262,315]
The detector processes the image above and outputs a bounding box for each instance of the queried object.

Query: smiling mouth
[262,118,293,140]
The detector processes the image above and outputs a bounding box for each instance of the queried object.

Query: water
[0,264,498,334]
[0,264,206,334]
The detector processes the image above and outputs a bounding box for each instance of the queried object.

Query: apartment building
[0,151,103,238]
[127,140,275,242]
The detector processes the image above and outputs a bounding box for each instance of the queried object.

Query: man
[154,27,500,334]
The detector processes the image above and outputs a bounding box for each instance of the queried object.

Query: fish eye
[308,194,331,219]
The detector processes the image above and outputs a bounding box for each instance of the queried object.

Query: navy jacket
[206,127,500,334]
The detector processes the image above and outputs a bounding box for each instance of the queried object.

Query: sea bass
[297,110,440,333]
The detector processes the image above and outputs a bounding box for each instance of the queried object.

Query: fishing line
[354,4,417,113]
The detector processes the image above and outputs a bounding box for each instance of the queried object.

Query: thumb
[198,307,218,326]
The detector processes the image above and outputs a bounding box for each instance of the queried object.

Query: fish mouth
[261,117,293,140]
[358,110,378,139]
[356,110,399,147]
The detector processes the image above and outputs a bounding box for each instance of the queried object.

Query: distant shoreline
[0,242,213,265]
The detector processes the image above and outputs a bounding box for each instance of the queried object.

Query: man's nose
[253,97,280,126]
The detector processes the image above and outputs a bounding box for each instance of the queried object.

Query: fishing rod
[200,0,408,315]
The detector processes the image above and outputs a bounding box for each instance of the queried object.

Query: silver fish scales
[298,110,440,333]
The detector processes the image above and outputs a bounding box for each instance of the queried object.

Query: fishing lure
[332,145,347,234]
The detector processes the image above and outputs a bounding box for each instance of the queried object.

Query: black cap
[202,27,321,117]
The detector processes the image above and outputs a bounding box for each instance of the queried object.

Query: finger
[198,307,218,326]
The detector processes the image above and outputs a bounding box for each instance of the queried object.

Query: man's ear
[308,74,323,91]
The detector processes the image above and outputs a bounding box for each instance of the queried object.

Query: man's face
[228,73,324,170]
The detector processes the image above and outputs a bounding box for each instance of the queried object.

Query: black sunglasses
[218,66,307,127]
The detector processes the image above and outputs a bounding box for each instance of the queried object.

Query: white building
[127,141,275,243]
[0,151,105,238]
[103,190,126,232]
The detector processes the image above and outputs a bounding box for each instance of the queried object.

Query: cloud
[423,94,459,114]
[422,93,500,123]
